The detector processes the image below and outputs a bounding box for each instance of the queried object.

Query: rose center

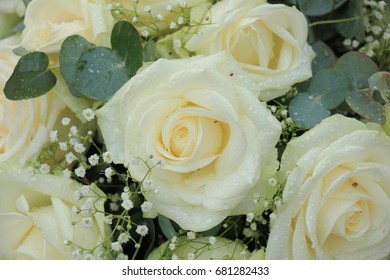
[170,126,190,157]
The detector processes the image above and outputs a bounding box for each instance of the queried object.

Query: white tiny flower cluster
[121,191,134,211]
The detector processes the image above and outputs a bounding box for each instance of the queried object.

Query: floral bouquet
[0,0,389,260]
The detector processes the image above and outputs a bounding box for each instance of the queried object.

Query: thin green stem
[309,16,359,27]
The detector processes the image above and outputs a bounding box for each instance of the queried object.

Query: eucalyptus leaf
[335,51,379,90]
[289,92,331,129]
[111,21,143,76]
[334,0,364,41]
[4,52,56,100]
[311,41,337,74]
[297,0,333,16]
[368,72,390,101]
[346,91,386,123]
[12,46,29,57]
[73,47,130,101]
[59,35,95,98]
[158,215,177,240]
[308,69,348,109]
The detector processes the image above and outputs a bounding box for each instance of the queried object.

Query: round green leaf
[73,47,130,101]
[308,69,349,109]
[158,215,177,240]
[311,41,337,74]
[111,21,143,76]
[346,91,386,124]
[59,35,95,98]
[4,52,56,100]
[289,92,331,129]
[298,0,333,16]
[334,0,365,41]
[335,51,379,91]
[368,71,390,100]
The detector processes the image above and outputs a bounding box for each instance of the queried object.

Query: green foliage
[59,35,95,98]
[59,21,143,101]
[297,0,334,16]
[334,0,365,41]
[289,69,349,128]
[311,41,337,74]
[290,52,386,128]
[4,52,56,100]
[335,52,385,123]
[158,215,177,240]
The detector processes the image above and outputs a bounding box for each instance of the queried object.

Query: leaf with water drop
[311,41,337,74]
[368,71,390,101]
[4,52,56,100]
[289,92,331,129]
[297,0,334,16]
[308,69,349,109]
[111,21,143,76]
[73,47,130,101]
[59,35,95,98]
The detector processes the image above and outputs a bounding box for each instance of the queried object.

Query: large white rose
[96,52,281,232]
[0,34,68,164]
[21,0,115,54]
[266,115,390,259]
[185,0,315,101]
[0,164,108,259]
[148,237,250,260]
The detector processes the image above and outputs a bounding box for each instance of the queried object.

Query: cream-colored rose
[21,0,115,54]
[111,0,210,35]
[185,0,315,101]
[266,115,390,259]
[0,34,68,164]
[0,0,24,39]
[0,164,108,259]
[96,52,281,232]
[148,237,250,260]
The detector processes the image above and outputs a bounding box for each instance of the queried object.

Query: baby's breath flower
[177,0,187,8]
[69,126,78,137]
[74,143,86,154]
[88,154,99,166]
[75,166,86,178]
[61,117,71,126]
[156,14,164,21]
[110,202,119,212]
[250,222,257,231]
[102,151,113,163]
[118,233,130,244]
[104,215,113,225]
[63,169,72,179]
[166,4,174,12]
[169,21,178,29]
[171,254,178,260]
[187,231,196,240]
[26,166,35,176]
[171,235,177,243]
[71,206,78,216]
[187,253,195,260]
[177,16,185,25]
[136,225,149,236]
[246,212,255,223]
[80,185,90,196]
[141,201,153,213]
[169,243,176,250]
[116,253,128,260]
[141,29,150,38]
[59,142,69,151]
[39,164,50,174]
[82,108,95,121]
[49,130,58,143]
[111,241,122,252]
[121,199,134,211]
[105,167,114,179]
[372,25,383,35]
[143,5,151,13]
[209,236,216,245]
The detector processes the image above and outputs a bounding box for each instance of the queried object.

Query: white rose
[21,0,115,54]
[96,52,281,232]
[266,115,390,259]
[0,164,108,259]
[185,0,315,101]
[0,0,25,16]
[0,34,68,164]
[148,237,250,260]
